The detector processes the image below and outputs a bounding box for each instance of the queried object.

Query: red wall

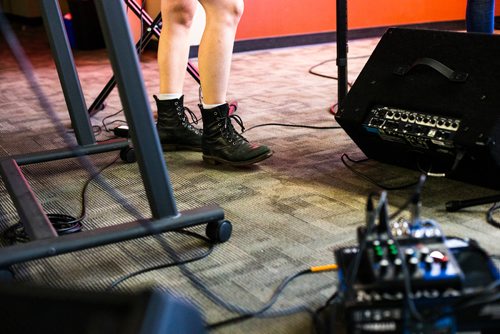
[236,0,497,40]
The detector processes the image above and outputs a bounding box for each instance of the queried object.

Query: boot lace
[219,114,247,145]
[178,106,202,135]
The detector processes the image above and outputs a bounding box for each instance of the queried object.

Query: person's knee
[227,0,244,25]
[204,0,244,27]
[163,1,197,28]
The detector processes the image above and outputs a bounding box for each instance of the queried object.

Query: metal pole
[40,0,95,146]
[93,0,178,219]
[336,0,348,104]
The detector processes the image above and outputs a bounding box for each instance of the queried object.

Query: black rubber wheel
[120,147,136,163]
[206,220,232,243]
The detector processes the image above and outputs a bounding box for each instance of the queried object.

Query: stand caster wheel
[120,147,136,163]
[0,267,14,282]
[206,220,232,243]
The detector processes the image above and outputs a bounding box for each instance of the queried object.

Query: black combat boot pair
[155,95,272,166]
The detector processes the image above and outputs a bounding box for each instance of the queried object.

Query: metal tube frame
[0,0,224,268]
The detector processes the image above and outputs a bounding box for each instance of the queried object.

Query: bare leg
[156,0,203,153]
[157,0,271,165]
[198,0,244,104]
[158,0,198,94]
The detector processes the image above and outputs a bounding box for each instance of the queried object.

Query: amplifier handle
[393,57,469,82]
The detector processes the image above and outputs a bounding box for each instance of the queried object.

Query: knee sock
[202,102,226,109]
[157,93,183,100]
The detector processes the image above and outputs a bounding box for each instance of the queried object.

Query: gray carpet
[1,23,499,333]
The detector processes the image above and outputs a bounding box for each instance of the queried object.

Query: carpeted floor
[1,21,499,333]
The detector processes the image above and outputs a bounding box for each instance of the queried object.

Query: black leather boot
[155,95,202,151]
[200,103,272,166]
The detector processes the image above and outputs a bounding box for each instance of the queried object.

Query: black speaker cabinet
[335,28,500,189]
[0,284,205,334]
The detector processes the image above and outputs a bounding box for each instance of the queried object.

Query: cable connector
[113,125,129,138]
[377,192,389,234]
[310,264,338,273]
[411,174,427,224]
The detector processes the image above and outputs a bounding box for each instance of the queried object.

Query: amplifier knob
[424,255,434,271]
[379,259,390,277]
[408,256,419,274]
[419,247,430,261]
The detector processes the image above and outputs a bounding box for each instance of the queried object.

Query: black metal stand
[88,0,201,116]
[0,0,231,270]
[336,0,348,105]
[446,194,500,212]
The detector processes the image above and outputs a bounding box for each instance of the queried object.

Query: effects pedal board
[334,218,464,333]
[319,186,499,334]
[356,218,464,291]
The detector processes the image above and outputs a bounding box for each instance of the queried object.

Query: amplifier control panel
[363,106,462,150]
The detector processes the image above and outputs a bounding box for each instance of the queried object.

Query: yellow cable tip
[310,264,338,272]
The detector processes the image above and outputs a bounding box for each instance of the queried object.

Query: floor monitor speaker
[0,284,205,334]
[335,28,500,189]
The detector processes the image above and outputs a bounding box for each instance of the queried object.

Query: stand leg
[94,0,179,218]
[88,11,163,115]
[446,194,500,212]
[41,0,95,145]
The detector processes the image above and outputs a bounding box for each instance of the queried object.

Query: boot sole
[162,144,203,152]
[202,151,273,167]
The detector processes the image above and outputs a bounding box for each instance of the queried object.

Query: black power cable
[207,264,338,330]
[245,122,341,132]
[486,202,500,229]
[341,153,420,191]
[1,154,120,243]
[307,56,368,116]
[3,215,83,244]
[108,230,216,290]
